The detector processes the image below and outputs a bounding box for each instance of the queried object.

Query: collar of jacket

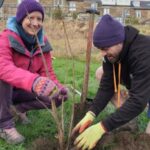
[119,25,139,62]
[8,33,52,56]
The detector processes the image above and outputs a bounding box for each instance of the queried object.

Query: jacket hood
[6,16,44,45]
[119,26,139,62]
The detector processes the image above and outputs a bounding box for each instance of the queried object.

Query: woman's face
[22,11,43,36]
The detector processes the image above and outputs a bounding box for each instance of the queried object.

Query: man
[72,14,150,150]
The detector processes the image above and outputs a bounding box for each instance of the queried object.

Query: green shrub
[72,12,78,20]
[52,7,63,20]
[125,16,139,25]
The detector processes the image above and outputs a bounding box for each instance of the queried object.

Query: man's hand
[72,111,95,135]
[74,122,106,150]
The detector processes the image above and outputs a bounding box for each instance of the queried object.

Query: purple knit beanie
[93,14,125,48]
[16,0,44,24]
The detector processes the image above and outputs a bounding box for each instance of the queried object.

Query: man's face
[100,43,123,63]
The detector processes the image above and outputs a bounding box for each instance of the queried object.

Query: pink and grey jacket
[0,18,61,92]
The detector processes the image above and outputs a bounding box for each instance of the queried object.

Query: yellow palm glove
[72,111,95,135]
[74,122,106,150]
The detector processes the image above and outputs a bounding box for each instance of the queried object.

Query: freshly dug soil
[95,131,150,150]
[28,101,150,150]
[73,101,92,126]
[29,131,150,150]
[28,137,59,150]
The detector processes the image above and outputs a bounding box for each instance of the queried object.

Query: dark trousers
[0,80,62,129]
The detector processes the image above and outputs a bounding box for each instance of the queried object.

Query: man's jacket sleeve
[89,57,114,116]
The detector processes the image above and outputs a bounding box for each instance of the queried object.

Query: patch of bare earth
[29,101,150,150]
[95,131,150,150]
[29,131,150,150]
[28,137,58,150]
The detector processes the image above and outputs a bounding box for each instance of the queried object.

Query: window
[69,2,76,11]
[91,3,97,10]
[135,10,141,18]
[103,8,110,15]
[54,0,64,7]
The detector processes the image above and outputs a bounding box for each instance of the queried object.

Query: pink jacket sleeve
[0,32,38,91]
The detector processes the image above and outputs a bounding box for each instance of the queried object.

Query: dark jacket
[89,26,150,131]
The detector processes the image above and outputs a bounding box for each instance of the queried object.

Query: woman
[0,0,68,144]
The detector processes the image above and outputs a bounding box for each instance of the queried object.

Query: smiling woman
[0,0,68,145]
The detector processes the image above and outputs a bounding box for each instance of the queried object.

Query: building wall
[1,0,150,21]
